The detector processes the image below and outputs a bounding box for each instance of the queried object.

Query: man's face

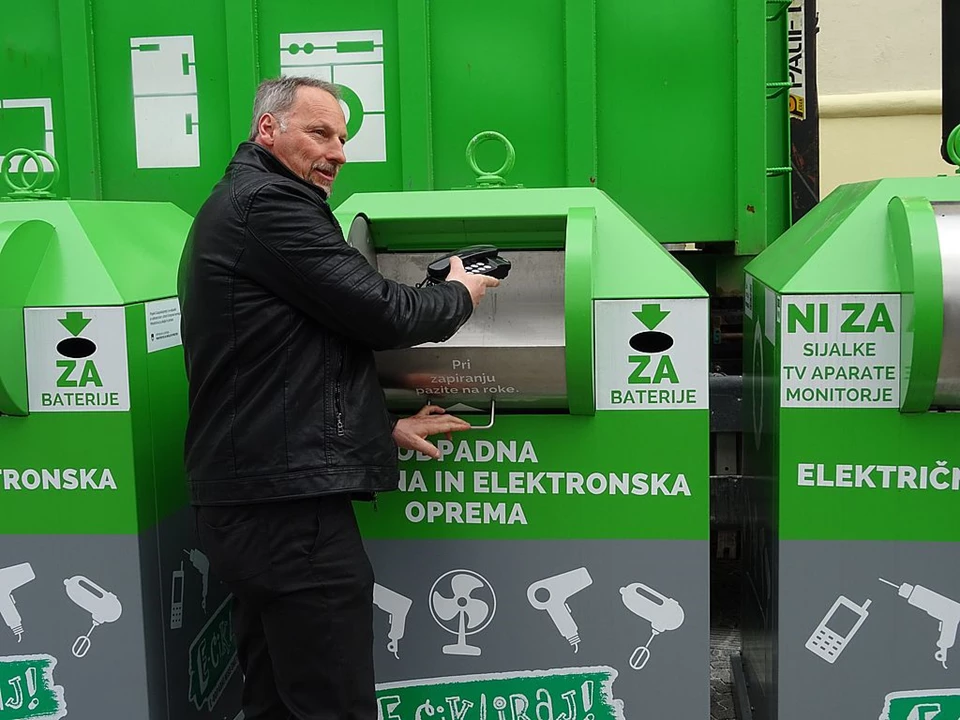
[255,86,348,196]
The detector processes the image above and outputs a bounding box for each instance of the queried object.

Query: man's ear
[257,113,280,147]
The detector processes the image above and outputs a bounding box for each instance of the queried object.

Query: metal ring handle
[948,125,960,168]
[465,132,515,184]
[2,149,41,192]
[1,148,60,194]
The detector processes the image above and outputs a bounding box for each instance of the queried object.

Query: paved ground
[709,554,742,720]
[711,627,740,719]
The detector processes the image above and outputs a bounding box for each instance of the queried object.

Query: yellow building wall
[815,0,951,197]
[819,92,953,197]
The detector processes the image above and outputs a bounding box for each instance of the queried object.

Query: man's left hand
[393,404,471,459]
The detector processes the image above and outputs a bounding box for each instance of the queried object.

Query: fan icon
[429,569,496,657]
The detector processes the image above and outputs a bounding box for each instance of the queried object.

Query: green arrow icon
[633,304,670,331]
[59,311,91,337]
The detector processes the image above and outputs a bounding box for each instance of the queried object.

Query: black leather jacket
[177,142,473,505]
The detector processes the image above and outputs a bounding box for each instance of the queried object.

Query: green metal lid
[0,150,192,307]
[746,176,960,295]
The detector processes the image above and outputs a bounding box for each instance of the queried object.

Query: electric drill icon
[881,578,960,669]
[185,549,210,613]
[0,563,35,643]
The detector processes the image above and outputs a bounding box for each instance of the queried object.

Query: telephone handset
[421,245,512,286]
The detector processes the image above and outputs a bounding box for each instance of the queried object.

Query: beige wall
[819,97,953,197]
[813,0,951,196]
[817,0,940,95]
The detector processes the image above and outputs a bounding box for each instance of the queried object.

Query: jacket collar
[229,141,329,202]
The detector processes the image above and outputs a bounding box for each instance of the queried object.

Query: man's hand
[392,404,472,459]
[447,256,500,308]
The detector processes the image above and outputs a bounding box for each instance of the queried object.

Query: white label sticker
[765,286,777,343]
[744,276,754,319]
[146,298,182,353]
[780,294,900,408]
[788,0,806,120]
[594,298,709,411]
[24,306,130,412]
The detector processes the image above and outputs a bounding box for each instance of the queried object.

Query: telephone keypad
[421,245,511,285]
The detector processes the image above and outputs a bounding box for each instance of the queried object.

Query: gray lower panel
[779,540,960,720]
[0,532,704,717]
[365,539,709,720]
[0,536,151,719]
[153,506,243,720]
[0,511,243,720]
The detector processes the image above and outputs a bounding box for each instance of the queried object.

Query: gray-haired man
[177,76,498,719]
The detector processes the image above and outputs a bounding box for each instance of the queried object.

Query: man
[177,76,498,720]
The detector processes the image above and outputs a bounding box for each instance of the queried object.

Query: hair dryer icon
[0,563,35,643]
[373,583,412,659]
[881,578,960,669]
[620,582,685,670]
[527,568,593,653]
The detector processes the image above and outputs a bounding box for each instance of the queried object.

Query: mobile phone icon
[170,562,185,630]
[805,595,871,664]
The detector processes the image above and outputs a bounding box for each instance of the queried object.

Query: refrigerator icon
[0,98,56,175]
[130,35,200,169]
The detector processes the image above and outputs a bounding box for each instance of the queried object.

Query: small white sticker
[765,287,777,344]
[594,298,709,411]
[25,306,130,412]
[146,298,182,353]
[744,276,754,319]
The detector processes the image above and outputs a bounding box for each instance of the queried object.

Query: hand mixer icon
[620,582,685,670]
[64,576,123,658]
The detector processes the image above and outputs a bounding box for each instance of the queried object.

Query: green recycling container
[329,149,713,718]
[0,152,242,720]
[738,175,960,720]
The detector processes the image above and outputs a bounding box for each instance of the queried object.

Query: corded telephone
[421,245,512,286]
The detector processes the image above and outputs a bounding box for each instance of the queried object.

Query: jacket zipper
[335,388,344,436]
[334,346,345,436]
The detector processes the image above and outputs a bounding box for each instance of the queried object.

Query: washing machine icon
[279,29,387,163]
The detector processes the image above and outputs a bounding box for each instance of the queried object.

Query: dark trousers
[194,494,377,720]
